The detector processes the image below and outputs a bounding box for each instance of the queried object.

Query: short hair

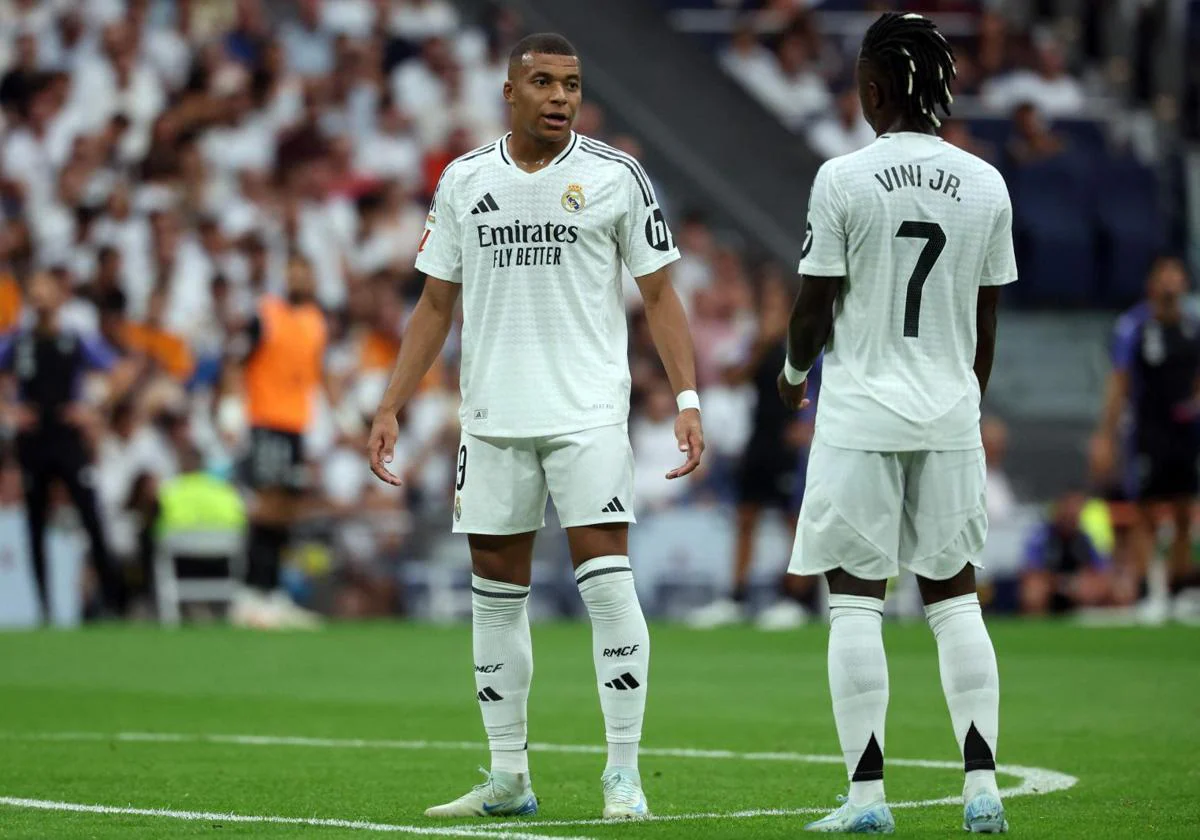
[508,33,578,71]
[860,12,956,129]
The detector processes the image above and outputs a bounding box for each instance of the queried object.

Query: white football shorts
[452,422,636,535]
[789,436,987,581]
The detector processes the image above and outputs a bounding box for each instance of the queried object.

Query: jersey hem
[979,274,1018,286]
[414,258,461,282]
[461,417,628,441]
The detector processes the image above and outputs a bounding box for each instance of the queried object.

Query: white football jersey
[799,132,1017,451]
[415,132,680,437]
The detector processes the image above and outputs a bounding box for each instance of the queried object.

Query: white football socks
[827,594,889,806]
[471,575,533,776]
[575,555,649,773]
[925,593,1000,799]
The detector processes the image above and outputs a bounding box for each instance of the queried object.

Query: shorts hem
[559,514,637,529]
[452,521,545,535]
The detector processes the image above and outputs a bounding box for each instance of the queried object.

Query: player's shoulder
[939,141,1009,193]
[1114,302,1150,339]
[574,134,654,196]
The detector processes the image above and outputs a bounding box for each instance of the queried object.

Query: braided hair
[860,12,956,129]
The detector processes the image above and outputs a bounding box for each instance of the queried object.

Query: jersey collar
[498,131,579,170]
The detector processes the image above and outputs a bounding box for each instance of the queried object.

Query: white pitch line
[1,731,1079,832]
[0,796,585,840]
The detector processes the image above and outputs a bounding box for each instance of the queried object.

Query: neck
[507,127,570,172]
[879,114,935,136]
[35,311,58,334]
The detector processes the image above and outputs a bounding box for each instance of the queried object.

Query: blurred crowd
[0,0,1191,623]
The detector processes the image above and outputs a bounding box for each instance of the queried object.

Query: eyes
[533,78,580,92]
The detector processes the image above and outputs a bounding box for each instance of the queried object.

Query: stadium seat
[1094,155,1164,307]
[1009,155,1097,306]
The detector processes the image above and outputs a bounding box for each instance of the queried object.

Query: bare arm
[376,277,461,418]
[785,275,842,373]
[368,277,461,485]
[636,267,696,396]
[974,286,1001,398]
[636,266,704,479]
[1096,369,1128,443]
[777,275,840,411]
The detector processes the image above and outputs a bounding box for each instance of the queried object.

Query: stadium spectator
[1004,102,1065,167]
[982,416,1017,525]
[1020,492,1118,615]
[807,84,875,160]
[940,119,995,163]
[982,34,1085,118]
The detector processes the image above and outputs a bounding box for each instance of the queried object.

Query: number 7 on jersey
[896,221,946,338]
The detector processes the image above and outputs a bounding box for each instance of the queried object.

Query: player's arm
[1091,318,1136,481]
[368,276,461,485]
[974,286,1001,398]
[779,161,846,411]
[637,267,704,479]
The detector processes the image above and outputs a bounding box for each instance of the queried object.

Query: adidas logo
[601,497,625,514]
[603,672,640,691]
[477,686,503,702]
[470,193,500,215]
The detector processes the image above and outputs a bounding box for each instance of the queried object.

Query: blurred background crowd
[0,0,1197,629]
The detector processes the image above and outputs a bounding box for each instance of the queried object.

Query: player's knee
[575,556,639,621]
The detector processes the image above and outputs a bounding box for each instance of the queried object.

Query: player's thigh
[900,447,987,581]
[788,438,904,581]
[453,434,548,535]
[539,423,635,529]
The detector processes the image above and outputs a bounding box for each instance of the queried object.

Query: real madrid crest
[561,183,585,213]
[454,494,463,522]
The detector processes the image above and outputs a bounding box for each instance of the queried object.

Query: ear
[868,80,884,112]
[503,79,514,106]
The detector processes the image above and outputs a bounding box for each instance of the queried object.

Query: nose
[549,83,568,104]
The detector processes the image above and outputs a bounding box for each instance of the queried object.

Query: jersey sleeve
[797,161,848,277]
[414,167,464,283]
[0,332,15,372]
[616,166,680,279]
[80,334,118,371]
[1110,311,1143,373]
[980,189,1018,287]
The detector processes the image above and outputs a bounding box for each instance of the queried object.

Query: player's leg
[904,448,1005,834]
[545,424,650,820]
[237,429,302,627]
[426,434,545,819]
[57,449,126,617]
[18,449,52,622]
[1168,499,1198,595]
[789,439,898,833]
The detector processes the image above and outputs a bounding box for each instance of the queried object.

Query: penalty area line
[0,796,589,840]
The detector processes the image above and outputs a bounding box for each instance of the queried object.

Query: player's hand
[1088,433,1116,482]
[60,402,97,431]
[777,373,810,412]
[667,408,704,480]
[9,404,38,432]
[367,411,403,486]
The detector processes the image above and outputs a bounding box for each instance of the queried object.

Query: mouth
[541,112,570,130]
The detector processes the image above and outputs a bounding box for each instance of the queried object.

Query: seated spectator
[982,34,1085,118]
[940,120,994,163]
[1021,492,1122,615]
[806,85,875,160]
[1005,102,1065,167]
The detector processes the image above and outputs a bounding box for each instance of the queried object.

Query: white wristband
[676,389,701,413]
[782,359,809,386]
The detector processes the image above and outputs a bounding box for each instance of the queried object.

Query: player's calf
[575,556,650,795]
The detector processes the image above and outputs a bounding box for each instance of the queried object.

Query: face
[1148,258,1188,323]
[287,259,316,301]
[504,52,581,143]
[28,271,65,315]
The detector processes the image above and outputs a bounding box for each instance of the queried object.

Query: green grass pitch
[0,621,1196,838]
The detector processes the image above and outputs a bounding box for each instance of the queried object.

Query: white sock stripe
[470,576,530,599]
[574,555,632,582]
[827,594,885,614]
[924,592,980,621]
